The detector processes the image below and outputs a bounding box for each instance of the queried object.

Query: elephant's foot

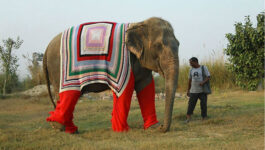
[49,122,79,134]
[145,122,169,133]
[49,121,65,131]
[148,122,161,129]
[145,122,161,132]
[158,125,170,133]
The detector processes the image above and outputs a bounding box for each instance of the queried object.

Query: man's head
[189,57,199,68]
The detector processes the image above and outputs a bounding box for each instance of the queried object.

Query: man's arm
[187,78,192,96]
[199,76,210,86]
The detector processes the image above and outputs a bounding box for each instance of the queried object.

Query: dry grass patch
[0,91,263,150]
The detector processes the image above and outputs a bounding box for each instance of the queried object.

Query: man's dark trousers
[187,93,207,118]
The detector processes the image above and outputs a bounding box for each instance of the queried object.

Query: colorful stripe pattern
[60,22,131,97]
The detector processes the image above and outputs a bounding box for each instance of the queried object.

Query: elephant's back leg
[45,33,62,100]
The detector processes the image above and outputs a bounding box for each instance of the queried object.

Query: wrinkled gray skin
[43,17,179,132]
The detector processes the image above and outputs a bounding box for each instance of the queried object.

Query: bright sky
[0,0,264,79]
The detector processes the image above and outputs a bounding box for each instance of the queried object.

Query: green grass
[0,91,263,150]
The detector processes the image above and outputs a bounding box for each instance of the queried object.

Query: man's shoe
[185,119,190,123]
[202,116,209,121]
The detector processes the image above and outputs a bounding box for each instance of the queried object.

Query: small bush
[224,13,264,90]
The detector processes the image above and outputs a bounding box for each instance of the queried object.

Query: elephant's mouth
[156,60,165,78]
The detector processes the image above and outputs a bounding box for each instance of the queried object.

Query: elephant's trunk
[161,63,179,132]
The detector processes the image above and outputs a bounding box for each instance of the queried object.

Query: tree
[0,37,23,95]
[23,52,45,86]
[224,13,264,90]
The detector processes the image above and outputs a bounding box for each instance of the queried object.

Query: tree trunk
[3,78,6,96]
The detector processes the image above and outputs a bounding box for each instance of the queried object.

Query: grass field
[0,91,264,150]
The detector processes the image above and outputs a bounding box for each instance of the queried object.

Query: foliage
[0,37,23,95]
[154,74,165,93]
[23,52,45,87]
[176,63,190,92]
[201,54,237,92]
[0,73,19,94]
[224,13,264,90]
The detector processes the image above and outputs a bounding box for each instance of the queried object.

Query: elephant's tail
[43,50,56,109]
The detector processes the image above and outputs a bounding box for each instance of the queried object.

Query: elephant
[43,17,179,133]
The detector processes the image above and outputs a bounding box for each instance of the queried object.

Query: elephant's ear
[125,24,148,59]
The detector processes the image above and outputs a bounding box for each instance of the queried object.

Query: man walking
[186,57,210,122]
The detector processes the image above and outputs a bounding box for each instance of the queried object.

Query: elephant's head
[126,17,179,132]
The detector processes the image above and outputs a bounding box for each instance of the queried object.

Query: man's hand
[186,92,190,97]
[200,77,210,86]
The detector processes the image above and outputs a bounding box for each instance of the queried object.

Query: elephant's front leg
[135,76,159,129]
[111,71,135,132]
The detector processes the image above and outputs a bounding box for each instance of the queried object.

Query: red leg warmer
[111,71,135,132]
[46,90,81,133]
[137,78,158,129]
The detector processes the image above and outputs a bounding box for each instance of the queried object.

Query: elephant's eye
[154,43,162,50]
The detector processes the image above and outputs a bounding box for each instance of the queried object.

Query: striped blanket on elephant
[60,22,131,97]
